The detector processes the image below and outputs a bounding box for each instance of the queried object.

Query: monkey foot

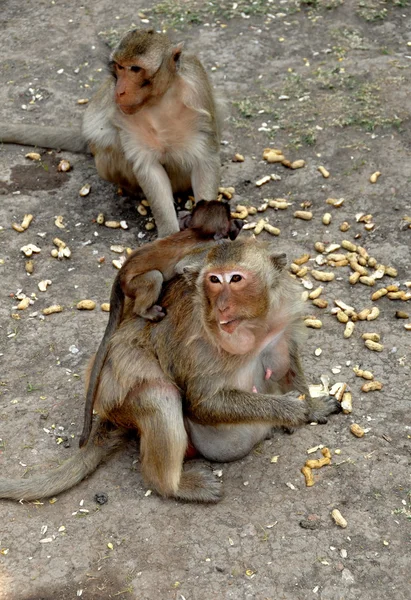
[176,467,223,503]
[308,395,342,424]
[144,305,166,321]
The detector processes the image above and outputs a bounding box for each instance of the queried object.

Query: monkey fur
[0,238,340,503]
[78,200,243,448]
[0,30,223,237]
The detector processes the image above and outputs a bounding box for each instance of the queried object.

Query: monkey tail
[79,277,124,448]
[0,419,125,501]
[0,124,88,153]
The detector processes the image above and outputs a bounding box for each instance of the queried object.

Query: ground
[0,1,410,599]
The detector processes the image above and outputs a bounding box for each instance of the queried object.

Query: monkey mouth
[219,319,241,334]
[118,104,138,115]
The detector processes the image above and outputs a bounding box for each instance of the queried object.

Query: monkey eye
[209,275,221,284]
[130,65,142,73]
[116,63,125,71]
[230,274,242,283]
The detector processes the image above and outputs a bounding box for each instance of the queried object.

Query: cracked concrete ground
[0,1,410,599]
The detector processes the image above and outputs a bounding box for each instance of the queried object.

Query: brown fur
[0,238,340,503]
[0,30,222,237]
[78,200,242,448]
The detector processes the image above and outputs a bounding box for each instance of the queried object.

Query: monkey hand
[307,395,342,424]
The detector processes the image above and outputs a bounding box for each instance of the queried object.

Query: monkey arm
[132,160,179,237]
[187,389,308,429]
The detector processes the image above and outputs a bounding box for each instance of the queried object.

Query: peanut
[322,213,332,225]
[371,288,388,301]
[294,211,313,221]
[312,270,335,282]
[362,381,383,392]
[369,171,381,183]
[301,465,314,487]
[318,166,330,178]
[364,340,384,352]
[344,321,355,338]
[331,509,348,528]
[350,423,365,438]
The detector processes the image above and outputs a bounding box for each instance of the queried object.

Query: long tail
[0,123,88,153]
[0,419,125,501]
[79,276,124,448]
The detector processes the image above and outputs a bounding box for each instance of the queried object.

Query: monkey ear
[172,42,184,70]
[270,252,287,270]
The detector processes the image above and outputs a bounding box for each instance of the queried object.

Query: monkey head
[182,239,287,354]
[110,29,183,114]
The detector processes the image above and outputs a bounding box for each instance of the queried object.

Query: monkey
[78,199,243,448]
[0,29,222,237]
[0,238,340,503]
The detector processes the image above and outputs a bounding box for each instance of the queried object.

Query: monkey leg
[131,270,166,321]
[186,420,273,462]
[191,156,221,202]
[130,384,222,503]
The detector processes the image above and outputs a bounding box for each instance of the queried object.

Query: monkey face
[204,269,269,335]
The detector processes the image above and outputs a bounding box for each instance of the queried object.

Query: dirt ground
[1,1,410,599]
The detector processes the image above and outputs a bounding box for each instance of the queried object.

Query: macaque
[0,29,222,237]
[79,200,243,448]
[0,238,340,503]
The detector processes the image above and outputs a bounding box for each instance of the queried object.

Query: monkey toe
[308,395,342,424]
[176,467,223,503]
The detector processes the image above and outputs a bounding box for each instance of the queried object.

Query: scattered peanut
[344,321,355,338]
[97,213,105,225]
[369,171,381,184]
[291,159,305,169]
[371,288,388,301]
[318,166,330,178]
[367,306,380,321]
[268,199,290,210]
[395,311,409,319]
[350,423,365,438]
[304,318,323,329]
[25,260,34,274]
[25,152,41,161]
[340,222,350,232]
[306,448,332,469]
[336,311,349,324]
[101,303,110,312]
[137,204,148,216]
[309,287,323,299]
[312,298,328,309]
[38,280,52,292]
[331,509,348,528]
[17,297,31,310]
[77,300,96,310]
[21,244,41,257]
[314,242,325,253]
[43,305,63,315]
[264,224,280,236]
[341,240,357,252]
[57,159,71,172]
[359,276,376,287]
[364,339,384,352]
[233,153,244,162]
[322,213,332,225]
[341,392,352,414]
[254,219,266,235]
[79,184,91,196]
[385,266,398,277]
[362,332,380,342]
[105,221,121,229]
[12,214,33,233]
[349,272,361,285]
[301,465,314,487]
[256,175,272,187]
[312,270,335,282]
[294,211,313,221]
[353,367,374,380]
[326,197,344,207]
[145,222,155,231]
[362,381,383,392]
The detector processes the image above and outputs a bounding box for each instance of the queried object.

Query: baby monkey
[79,200,242,447]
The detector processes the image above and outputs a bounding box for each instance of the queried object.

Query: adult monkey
[78,199,243,448]
[0,29,222,237]
[0,239,340,503]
